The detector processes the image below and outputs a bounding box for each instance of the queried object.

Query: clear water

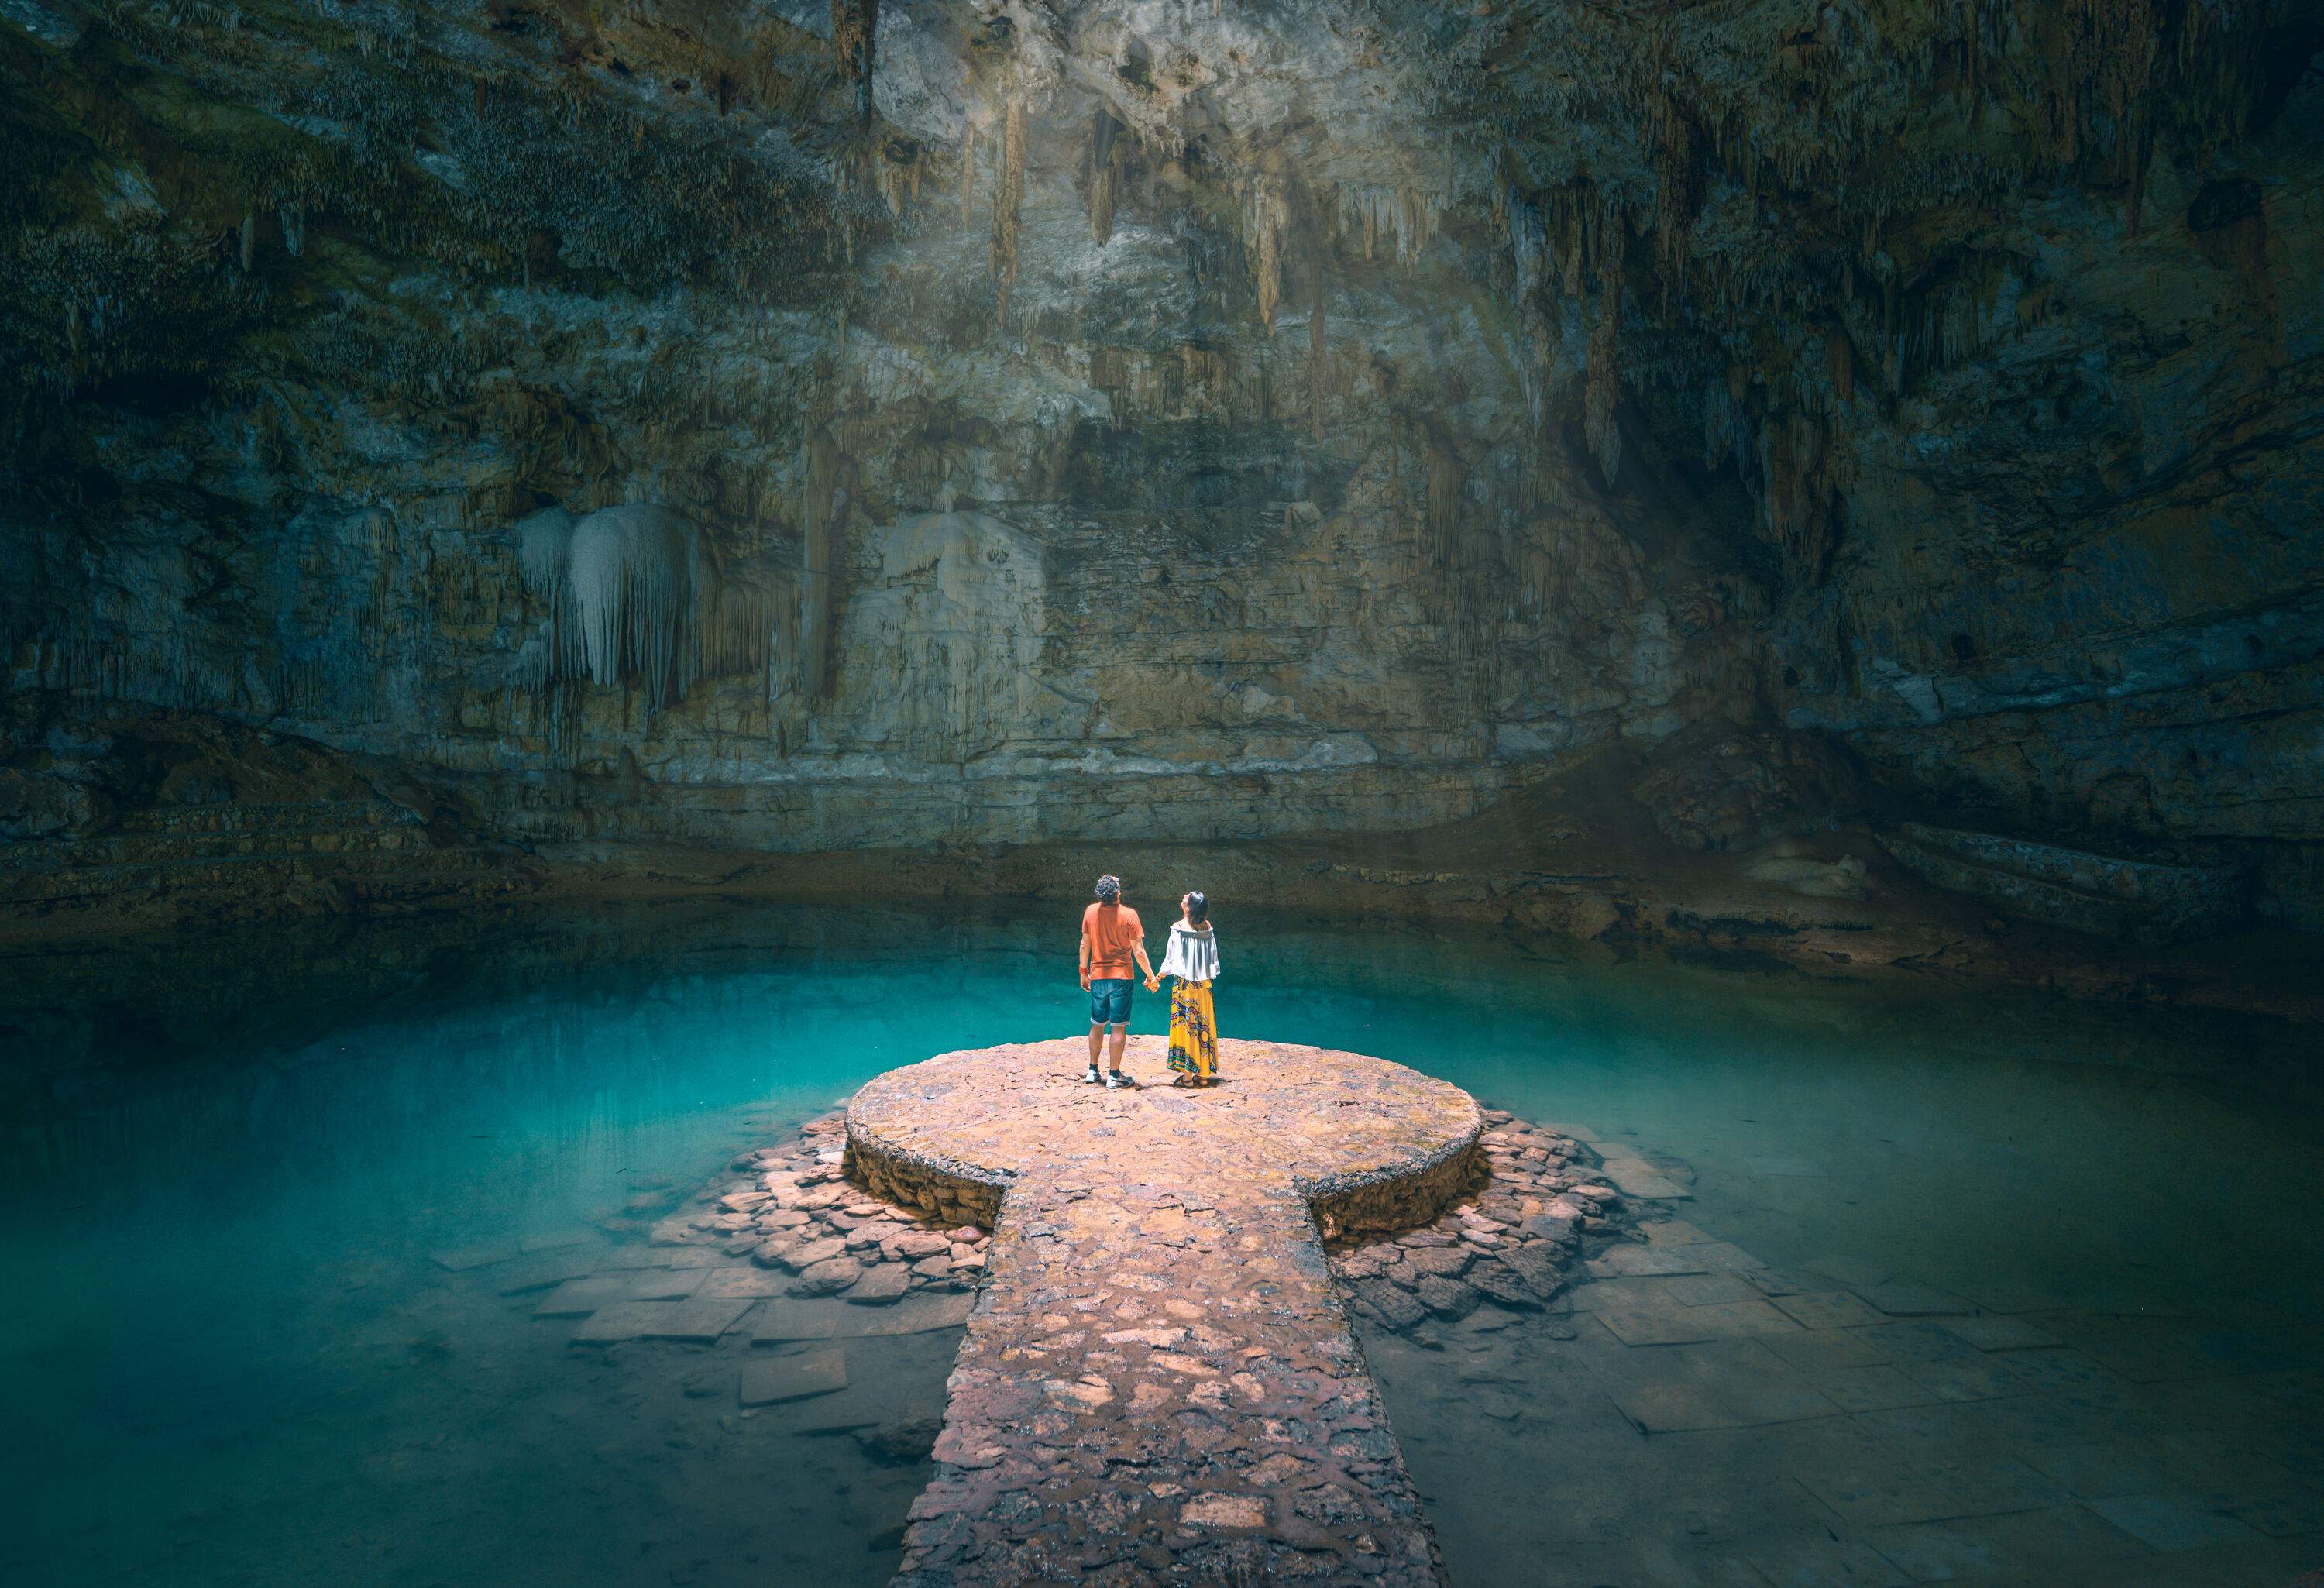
[1,902,2316,1587]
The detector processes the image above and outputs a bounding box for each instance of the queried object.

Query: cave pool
[2,902,2317,1588]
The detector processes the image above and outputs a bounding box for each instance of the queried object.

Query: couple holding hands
[1076,873,1221,1090]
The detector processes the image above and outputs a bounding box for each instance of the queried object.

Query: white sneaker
[1082,1065,1100,1084]
[1103,1071,1121,1088]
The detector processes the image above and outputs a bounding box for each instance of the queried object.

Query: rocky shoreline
[5,697,2317,1027]
[602,1095,1635,1356]
[1330,1110,1634,1334]
[645,1115,993,1309]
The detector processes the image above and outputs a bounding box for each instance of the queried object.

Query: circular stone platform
[844,1036,1483,1588]
[847,1035,1483,1236]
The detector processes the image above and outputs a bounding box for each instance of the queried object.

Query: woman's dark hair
[1184,890,1208,924]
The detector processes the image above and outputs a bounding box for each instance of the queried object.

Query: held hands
[1144,975,1161,993]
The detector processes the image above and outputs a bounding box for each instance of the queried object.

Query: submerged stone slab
[532,1274,634,1318]
[492,1252,600,1295]
[751,1292,974,1342]
[740,1349,849,1406]
[846,1264,913,1304]
[846,1035,1482,1588]
[428,1242,517,1273]
[567,1295,752,1346]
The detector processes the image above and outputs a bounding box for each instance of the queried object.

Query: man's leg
[1109,1023,1128,1074]
[1086,1021,1105,1080]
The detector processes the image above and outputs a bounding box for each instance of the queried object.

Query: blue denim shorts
[1088,977,1133,1026]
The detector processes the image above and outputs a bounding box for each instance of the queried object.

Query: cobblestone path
[845,1036,1484,1587]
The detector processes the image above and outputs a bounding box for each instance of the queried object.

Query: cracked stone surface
[845,1036,1484,1586]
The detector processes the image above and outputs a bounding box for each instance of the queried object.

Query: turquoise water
[1,902,2317,1587]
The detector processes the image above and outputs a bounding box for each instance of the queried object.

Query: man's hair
[1094,874,1121,902]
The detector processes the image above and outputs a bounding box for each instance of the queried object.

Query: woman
[1150,890,1221,1087]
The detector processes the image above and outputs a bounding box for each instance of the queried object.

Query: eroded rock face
[2,2,2318,923]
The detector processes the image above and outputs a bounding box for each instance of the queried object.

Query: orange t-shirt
[1082,902,1144,978]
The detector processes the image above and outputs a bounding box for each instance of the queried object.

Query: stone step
[1878,827,2244,944]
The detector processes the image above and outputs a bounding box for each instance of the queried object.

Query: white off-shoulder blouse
[1158,921,1221,983]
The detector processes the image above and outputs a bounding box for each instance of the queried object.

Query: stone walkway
[845,1036,1487,1587]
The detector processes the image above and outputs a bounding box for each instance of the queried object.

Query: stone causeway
[846,1036,1490,1587]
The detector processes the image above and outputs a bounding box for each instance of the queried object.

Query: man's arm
[1135,937,1157,991]
[1078,919,1092,989]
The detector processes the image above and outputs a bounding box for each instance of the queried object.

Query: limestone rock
[847,1265,913,1304]
[2,2,2315,942]
[789,1256,863,1298]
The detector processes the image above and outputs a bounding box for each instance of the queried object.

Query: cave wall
[1,0,1760,858]
[1775,86,2324,925]
[3,0,2319,923]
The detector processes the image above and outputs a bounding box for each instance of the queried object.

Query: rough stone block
[848,1264,913,1304]
[1352,1279,1426,1330]
[790,1256,864,1298]
[1414,1273,1481,1319]
[1466,1260,1544,1311]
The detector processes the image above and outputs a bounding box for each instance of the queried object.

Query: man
[1078,873,1158,1088]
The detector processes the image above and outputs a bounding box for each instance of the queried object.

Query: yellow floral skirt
[1167,978,1219,1083]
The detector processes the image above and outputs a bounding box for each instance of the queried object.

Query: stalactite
[1826,324,1855,407]
[831,0,881,126]
[1701,377,1734,470]
[1087,110,1122,246]
[2043,0,2168,230]
[1308,256,1327,445]
[960,119,977,231]
[1246,174,1291,334]
[2124,123,2151,236]
[799,426,842,698]
[513,505,779,709]
[1508,189,1548,302]
[989,98,1025,329]
[1502,187,1559,493]
[1583,269,1623,484]
[1425,430,1466,562]
[1758,412,1841,585]
[1648,90,1704,298]
[1334,185,1442,269]
[876,137,921,218]
[1965,0,1982,119]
